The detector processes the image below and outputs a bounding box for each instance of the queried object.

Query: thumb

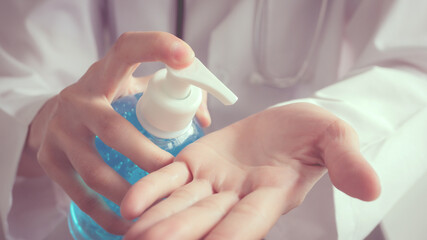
[321,120,381,201]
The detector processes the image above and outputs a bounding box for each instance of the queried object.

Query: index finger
[104,31,195,85]
[84,100,174,172]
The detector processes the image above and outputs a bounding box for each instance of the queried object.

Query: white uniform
[1,0,427,239]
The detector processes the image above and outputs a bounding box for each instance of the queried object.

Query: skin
[121,103,381,240]
[18,31,380,238]
[17,31,211,235]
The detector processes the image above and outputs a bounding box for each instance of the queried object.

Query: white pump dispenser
[136,58,238,138]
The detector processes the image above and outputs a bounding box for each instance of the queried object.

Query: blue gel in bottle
[68,93,204,240]
[67,58,237,239]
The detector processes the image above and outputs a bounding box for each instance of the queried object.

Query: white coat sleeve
[0,0,103,238]
[274,1,427,239]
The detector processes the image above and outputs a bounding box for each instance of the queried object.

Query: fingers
[125,188,288,240]
[124,180,214,239]
[205,188,287,240]
[121,162,191,220]
[69,31,195,173]
[84,102,174,172]
[195,90,211,128]
[35,31,197,235]
[125,192,239,240]
[65,139,131,205]
[321,120,381,201]
[105,32,195,83]
[38,143,131,235]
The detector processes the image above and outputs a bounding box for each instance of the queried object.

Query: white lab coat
[1,0,427,239]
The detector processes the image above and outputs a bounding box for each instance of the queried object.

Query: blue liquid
[68,93,204,240]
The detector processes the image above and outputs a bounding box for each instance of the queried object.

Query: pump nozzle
[163,58,237,105]
[136,58,238,138]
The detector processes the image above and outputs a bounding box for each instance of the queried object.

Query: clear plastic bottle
[68,93,204,240]
[67,58,237,239]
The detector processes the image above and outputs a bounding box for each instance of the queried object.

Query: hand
[19,32,210,234]
[121,103,381,240]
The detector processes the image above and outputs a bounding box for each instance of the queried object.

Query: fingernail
[170,41,195,68]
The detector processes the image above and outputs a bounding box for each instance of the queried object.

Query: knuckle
[316,118,352,152]
[117,32,133,43]
[175,145,200,167]
[82,61,105,85]
[57,88,83,115]
[80,166,109,191]
[195,198,223,212]
[112,32,133,57]
[151,152,173,169]
[46,115,62,134]
[76,195,99,215]
[96,116,122,142]
[58,86,75,106]
[171,186,193,200]
[36,147,50,168]
[135,177,162,197]
[86,61,103,73]
[151,31,174,44]
[36,126,63,169]
[44,115,69,146]
[237,201,265,219]
[322,118,358,146]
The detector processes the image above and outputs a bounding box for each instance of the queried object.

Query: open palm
[121,103,381,240]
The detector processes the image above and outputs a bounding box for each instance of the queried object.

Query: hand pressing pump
[68,58,238,240]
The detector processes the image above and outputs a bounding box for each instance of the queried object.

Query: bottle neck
[138,112,193,139]
[136,69,203,139]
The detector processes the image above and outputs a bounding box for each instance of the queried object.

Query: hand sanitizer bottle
[68,58,238,240]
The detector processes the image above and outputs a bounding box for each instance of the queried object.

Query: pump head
[136,58,238,138]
